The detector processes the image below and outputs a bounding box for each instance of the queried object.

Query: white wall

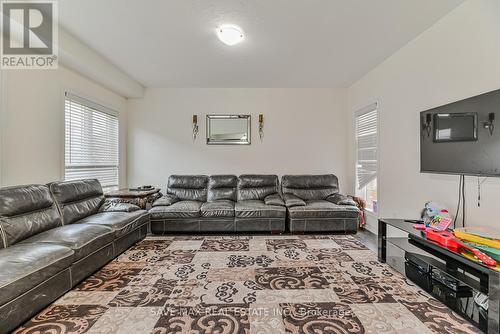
[58,29,144,98]
[0,70,5,187]
[348,0,500,232]
[127,88,349,191]
[0,66,128,187]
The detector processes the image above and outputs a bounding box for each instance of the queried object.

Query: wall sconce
[259,114,264,140]
[192,115,199,140]
[422,113,432,137]
[483,112,495,135]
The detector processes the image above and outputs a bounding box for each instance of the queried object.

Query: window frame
[63,91,120,192]
[354,102,379,214]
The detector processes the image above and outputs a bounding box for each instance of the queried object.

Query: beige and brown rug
[14,235,480,334]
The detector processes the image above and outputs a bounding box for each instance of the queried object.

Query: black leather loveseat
[281,174,360,232]
[0,179,149,334]
[149,174,286,233]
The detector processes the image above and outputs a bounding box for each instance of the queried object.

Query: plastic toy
[420,201,451,230]
[426,229,497,267]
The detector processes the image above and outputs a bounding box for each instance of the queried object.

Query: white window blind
[355,103,378,190]
[65,92,119,191]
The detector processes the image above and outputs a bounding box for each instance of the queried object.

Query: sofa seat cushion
[19,224,114,261]
[149,201,202,219]
[0,243,73,305]
[288,200,359,219]
[235,200,286,219]
[201,200,235,218]
[76,210,149,238]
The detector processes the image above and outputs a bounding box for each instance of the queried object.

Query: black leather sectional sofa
[0,179,149,334]
[150,174,360,234]
[0,174,358,333]
[281,174,360,233]
[150,175,287,233]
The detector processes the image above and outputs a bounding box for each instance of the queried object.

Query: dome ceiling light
[216,24,244,46]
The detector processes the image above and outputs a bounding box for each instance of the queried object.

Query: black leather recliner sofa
[281,174,360,233]
[149,174,286,233]
[149,174,359,234]
[0,179,149,334]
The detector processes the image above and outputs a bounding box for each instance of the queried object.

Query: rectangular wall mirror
[206,115,251,145]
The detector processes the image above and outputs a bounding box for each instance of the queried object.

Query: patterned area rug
[14,235,480,334]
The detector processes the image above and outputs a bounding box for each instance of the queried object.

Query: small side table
[105,188,162,210]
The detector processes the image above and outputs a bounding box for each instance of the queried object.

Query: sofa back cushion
[167,175,208,202]
[281,174,339,200]
[207,175,237,202]
[237,175,279,201]
[0,184,62,247]
[50,179,104,225]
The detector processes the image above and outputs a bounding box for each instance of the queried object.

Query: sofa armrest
[152,194,179,207]
[264,193,285,206]
[326,193,357,206]
[100,201,141,213]
[282,193,306,207]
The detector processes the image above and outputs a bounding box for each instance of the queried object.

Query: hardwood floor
[353,228,377,253]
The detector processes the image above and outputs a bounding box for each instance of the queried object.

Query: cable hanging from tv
[453,175,463,228]
[477,176,487,207]
[453,174,468,228]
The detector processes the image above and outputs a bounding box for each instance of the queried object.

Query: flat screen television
[420,89,500,176]
[433,113,477,143]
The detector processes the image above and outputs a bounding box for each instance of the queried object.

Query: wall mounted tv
[420,88,500,176]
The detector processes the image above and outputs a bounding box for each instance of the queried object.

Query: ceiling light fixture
[216,24,244,46]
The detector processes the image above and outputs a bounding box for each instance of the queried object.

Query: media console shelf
[378,218,499,334]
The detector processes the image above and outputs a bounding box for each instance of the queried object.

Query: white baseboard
[362,210,378,234]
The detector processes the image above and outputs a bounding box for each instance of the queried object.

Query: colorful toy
[472,244,500,262]
[421,201,445,224]
[419,201,452,230]
[454,227,500,249]
[434,216,452,231]
[461,252,500,273]
[453,227,500,262]
[425,229,497,267]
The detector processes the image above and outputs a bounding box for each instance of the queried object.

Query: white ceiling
[59,0,464,88]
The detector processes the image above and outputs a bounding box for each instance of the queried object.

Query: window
[355,103,378,213]
[64,92,119,192]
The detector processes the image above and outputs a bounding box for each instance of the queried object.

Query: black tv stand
[378,218,499,334]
